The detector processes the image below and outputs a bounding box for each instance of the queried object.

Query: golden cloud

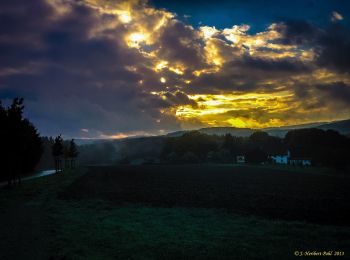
[72,0,350,129]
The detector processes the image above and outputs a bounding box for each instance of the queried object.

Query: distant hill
[166,119,350,138]
[75,119,350,147]
[167,127,254,137]
[317,119,350,135]
[74,119,350,165]
[199,127,255,137]
[74,138,109,146]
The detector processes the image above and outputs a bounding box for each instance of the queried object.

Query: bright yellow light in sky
[160,77,166,83]
[200,26,219,39]
[225,34,239,44]
[155,61,168,71]
[254,39,264,46]
[176,92,295,128]
[118,11,132,23]
[154,60,185,75]
[129,33,145,42]
[227,118,248,128]
[205,42,223,66]
[169,66,184,75]
[127,32,147,47]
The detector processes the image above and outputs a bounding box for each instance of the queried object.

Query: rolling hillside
[167,119,350,138]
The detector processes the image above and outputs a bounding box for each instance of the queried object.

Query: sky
[0,0,350,139]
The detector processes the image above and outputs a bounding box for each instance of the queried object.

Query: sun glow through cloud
[127,32,147,47]
[118,11,132,23]
[175,92,304,128]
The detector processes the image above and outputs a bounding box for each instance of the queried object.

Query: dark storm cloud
[291,81,350,113]
[0,0,181,137]
[274,20,320,45]
[0,0,53,38]
[0,0,53,70]
[238,55,311,73]
[186,56,311,94]
[316,82,350,104]
[316,25,350,73]
[275,20,350,73]
[163,91,198,107]
[156,20,206,70]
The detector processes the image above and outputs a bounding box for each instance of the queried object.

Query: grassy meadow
[1,165,350,259]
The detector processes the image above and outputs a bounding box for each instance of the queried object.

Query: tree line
[0,98,79,185]
[52,135,79,173]
[160,129,350,169]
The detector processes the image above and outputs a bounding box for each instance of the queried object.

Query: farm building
[236,155,245,163]
[270,151,290,164]
[289,158,312,166]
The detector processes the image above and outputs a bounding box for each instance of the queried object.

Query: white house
[236,155,245,163]
[270,150,290,165]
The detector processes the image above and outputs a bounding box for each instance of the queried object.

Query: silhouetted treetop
[52,135,64,157]
[0,98,42,184]
[68,139,79,158]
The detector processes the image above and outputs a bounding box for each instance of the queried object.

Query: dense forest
[107,129,349,169]
[158,129,350,168]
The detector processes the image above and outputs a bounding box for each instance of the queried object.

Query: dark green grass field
[63,165,350,226]
[1,165,350,259]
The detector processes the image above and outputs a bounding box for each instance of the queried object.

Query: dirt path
[0,170,57,188]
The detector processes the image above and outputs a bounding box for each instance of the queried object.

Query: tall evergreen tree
[0,98,42,185]
[52,135,64,173]
[68,139,79,169]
